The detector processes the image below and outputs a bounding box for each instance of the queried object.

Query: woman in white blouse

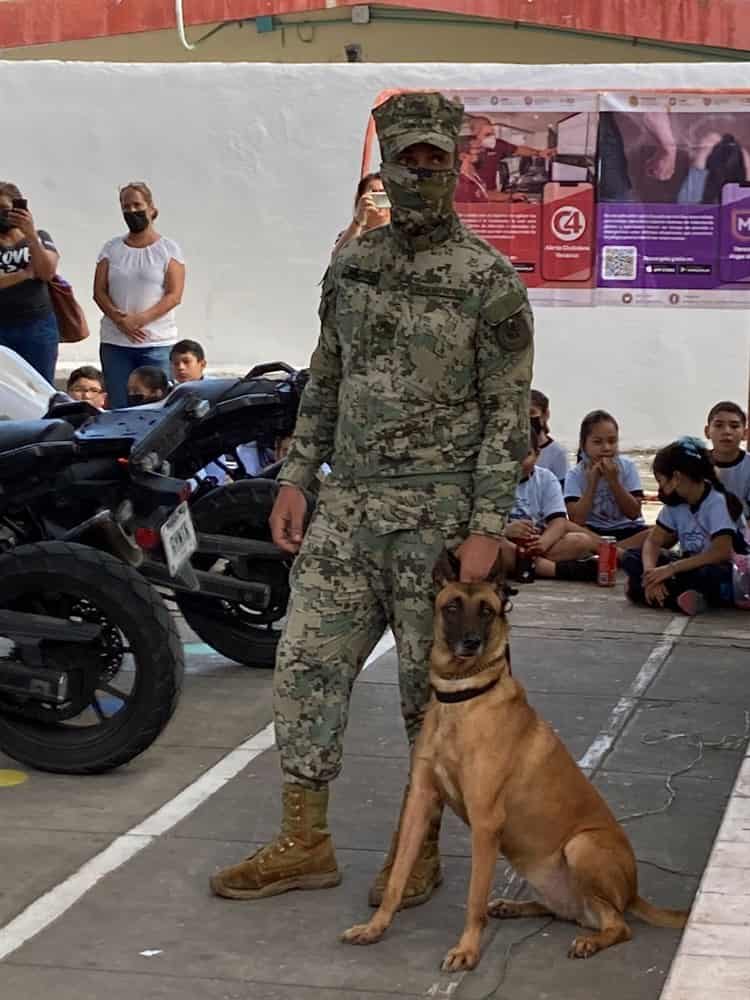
[94,182,185,408]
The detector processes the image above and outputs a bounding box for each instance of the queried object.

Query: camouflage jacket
[279,215,534,538]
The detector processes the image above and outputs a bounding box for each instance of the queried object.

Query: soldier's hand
[505,520,537,544]
[456,534,503,583]
[270,484,307,554]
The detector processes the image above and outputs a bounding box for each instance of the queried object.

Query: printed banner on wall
[365,88,750,308]
[444,90,599,306]
[597,91,750,308]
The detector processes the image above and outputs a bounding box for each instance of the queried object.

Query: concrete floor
[0,580,748,1000]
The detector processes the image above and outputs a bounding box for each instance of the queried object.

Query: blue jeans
[0,311,59,385]
[100,342,172,409]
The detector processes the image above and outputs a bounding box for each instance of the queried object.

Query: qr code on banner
[601,245,638,280]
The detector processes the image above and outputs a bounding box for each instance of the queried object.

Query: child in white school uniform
[530,388,568,486]
[705,400,750,519]
[622,437,748,616]
[564,409,647,543]
[500,430,596,580]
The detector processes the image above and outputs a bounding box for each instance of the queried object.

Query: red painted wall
[0,0,746,52]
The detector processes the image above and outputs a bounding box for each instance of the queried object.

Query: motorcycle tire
[177,478,312,669]
[0,541,184,774]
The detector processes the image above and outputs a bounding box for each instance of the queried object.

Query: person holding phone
[94,181,185,409]
[0,181,60,382]
[332,172,390,256]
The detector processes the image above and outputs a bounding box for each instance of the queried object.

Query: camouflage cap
[373,91,464,161]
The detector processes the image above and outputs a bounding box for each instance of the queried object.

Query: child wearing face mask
[126,365,170,407]
[622,438,748,615]
[94,181,186,409]
[530,389,568,486]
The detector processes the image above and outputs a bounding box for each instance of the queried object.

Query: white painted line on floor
[0,631,396,962]
[577,616,688,773]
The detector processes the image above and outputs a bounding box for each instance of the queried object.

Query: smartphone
[719,182,750,284]
[371,191,391,211]
[541,181,594,282]
[12,198,28,211]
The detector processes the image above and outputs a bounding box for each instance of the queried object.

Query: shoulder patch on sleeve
[497,309,533,352]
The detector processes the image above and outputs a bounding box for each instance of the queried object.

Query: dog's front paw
[568,935,598,959]
[441,943,480,972]
[341,921,386,946]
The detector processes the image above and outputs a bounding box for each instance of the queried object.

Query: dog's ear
[432,548,460,588]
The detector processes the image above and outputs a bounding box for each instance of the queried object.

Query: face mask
[127,393,147,407]
[481,135,497,150]
[657,487,683,507]
[123,210,149,234]
[379,162,458,237]
[530,416,543,435]
[0,212,13,234]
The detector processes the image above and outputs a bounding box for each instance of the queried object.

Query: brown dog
[342,550,688,972]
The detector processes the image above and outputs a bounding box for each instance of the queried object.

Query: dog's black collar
[434,676,500,703]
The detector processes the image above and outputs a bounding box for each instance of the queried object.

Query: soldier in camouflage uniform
[210,91,534,905]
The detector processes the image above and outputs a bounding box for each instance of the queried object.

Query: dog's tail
[628,896,689,928]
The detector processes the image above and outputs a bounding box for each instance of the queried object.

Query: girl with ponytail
[621,437,748,615]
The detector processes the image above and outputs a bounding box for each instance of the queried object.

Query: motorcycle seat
[0,419,75,454]
[167,379,246,405]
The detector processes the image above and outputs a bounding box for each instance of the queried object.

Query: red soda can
[597,536,618,587]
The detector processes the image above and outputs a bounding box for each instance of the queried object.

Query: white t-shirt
[657,486,747,555]
[564,455,645,532]
[98,236,184,347]
[714,451,750,518]
[509,466,567,530]
[536,438,568,484]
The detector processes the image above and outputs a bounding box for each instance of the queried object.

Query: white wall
[1,60,747,448]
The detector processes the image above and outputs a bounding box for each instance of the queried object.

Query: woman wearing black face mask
[0,181,60,383]
[94,181,185,408]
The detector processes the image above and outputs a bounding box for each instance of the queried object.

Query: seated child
[170,339,207,384]
[564,409,648,545]
[501,430,596,580]
[126,366,170,407]
[530,389,568,485]
[706,400,750,518]
[622,437,748,616]
[67,366,107,407]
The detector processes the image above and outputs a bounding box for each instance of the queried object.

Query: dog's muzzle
[456,636,482,658]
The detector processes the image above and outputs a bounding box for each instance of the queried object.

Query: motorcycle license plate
[160,502,197,577]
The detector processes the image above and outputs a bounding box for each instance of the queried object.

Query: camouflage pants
[273,480,471,788]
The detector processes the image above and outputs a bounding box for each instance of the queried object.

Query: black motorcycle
[34,363,313,668]
[0,398,206,773]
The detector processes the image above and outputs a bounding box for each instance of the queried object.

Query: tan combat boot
[368,791,443,910]
[210,783,341,899]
